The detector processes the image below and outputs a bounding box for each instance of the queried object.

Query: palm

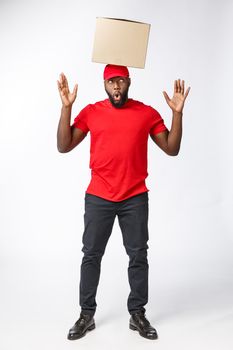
[168,92,186,112]
[57,73,78,107]
[163,80,190,113]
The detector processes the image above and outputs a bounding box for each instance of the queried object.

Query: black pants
[79,191,149,316]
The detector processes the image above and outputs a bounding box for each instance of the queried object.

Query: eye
[108,80,113,84]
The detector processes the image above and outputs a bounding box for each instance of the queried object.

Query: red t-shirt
[73,98,167,201]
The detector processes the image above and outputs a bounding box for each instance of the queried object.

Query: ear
[128,78,131,87]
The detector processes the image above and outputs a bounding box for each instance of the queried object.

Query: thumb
[163,91,170,104]
[184,86,191,100]
[72,84,78,96]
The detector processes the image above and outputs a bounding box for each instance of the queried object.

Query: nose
[113,81,120,90]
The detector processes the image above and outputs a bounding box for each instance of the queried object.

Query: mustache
[105,85,129,107]
[106,90,128,108]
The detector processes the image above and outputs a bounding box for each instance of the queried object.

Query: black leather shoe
[67,313,95,340]
[129,311,158,340]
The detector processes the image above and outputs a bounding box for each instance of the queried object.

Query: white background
[1,0,233,349]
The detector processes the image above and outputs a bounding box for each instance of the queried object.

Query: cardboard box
[92,17,151,69]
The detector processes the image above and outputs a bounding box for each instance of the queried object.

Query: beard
[105,88,129,108]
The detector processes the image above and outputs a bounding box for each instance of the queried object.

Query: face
[104,76,131,108]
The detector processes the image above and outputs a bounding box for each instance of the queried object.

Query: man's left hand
[163,80,190,113]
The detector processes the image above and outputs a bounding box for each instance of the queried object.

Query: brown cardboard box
[92,17,151,69]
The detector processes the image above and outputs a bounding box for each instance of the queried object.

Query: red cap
[103,64,129,80]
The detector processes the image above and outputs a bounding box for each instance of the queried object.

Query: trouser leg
[117,192,149,315]
[79,194,116,316]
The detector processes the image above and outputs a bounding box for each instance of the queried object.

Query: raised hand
[57,73,78,107]
[163,80,190,113]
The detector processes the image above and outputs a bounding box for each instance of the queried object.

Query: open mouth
[113,92,121,101]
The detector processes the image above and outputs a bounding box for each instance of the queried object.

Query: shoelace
[76,316,87,327]
[135,314,150,327]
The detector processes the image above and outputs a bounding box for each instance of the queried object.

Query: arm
[151,79,190,156]
[57,73,87,153]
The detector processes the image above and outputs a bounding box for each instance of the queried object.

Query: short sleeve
[149,108,168,136]
[72,105,90,134]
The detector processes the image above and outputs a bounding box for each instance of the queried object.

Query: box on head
[92,17,151,69]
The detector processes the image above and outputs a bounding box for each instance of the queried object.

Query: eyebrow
[108,77,126,81]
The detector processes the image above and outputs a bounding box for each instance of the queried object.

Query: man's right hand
[57,73,78,107]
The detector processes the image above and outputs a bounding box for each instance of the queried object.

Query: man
[57,64,190,340]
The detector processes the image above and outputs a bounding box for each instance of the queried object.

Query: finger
[174,80,178,93]
[63,74,69,88]
[177,79,181,93]
[61,75,69,93]
[57,80,61,90]
[181,80,184,94]
[57,81,65,94]
[163,91,170,104]
[184,86,191,99]
[59,73,65,88]
[72,84,78,96]
[60,72,68,89]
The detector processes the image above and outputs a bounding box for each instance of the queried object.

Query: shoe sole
[129,324,158,340]
[67,323,96,340]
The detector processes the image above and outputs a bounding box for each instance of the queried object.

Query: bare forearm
[57,105,72,152]
[167,111,183,156]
